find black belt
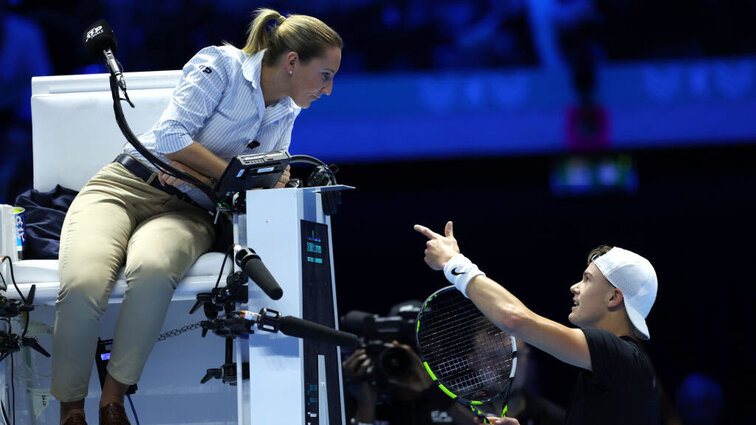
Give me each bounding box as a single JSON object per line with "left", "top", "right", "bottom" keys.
{"left": 113, "top": 153, "right": 202, "bottom": 208}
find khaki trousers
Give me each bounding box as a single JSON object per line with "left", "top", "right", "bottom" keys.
{"left": 50, "top": 162, "right": 214, "bottom": 402}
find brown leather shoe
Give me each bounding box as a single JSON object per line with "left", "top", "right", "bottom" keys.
{"left": 99, "top": 402, "right": 131, "bottom": 425}
{"left": 62, "top": 412, "right": 88, "bottom": 425}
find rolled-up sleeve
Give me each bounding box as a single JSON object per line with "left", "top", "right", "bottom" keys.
{"left": 153, "top": 46, "right": 229, "bottom": 154}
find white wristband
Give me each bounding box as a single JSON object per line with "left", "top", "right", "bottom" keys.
{"left": 443, "top": 253, "right": 485, "bottom": 298}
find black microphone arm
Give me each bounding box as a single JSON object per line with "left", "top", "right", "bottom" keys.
{"left": 234, "top": 245, "right": 283, "bottom": 300}
{"left": 238, "top": 309, "right": 358, "bottom": 348}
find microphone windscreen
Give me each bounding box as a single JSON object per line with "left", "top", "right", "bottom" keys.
{"left": 279, "top": 316, "right": 359, "bottom": 347}
{"left": 235, "top": 248, "right": 283, "bottom": 300}
{"left": 83, "top": 19, "right": 117, "bottom": 57}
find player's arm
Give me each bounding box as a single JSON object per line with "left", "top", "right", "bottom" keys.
{"left": 465, "top": 275, "right": 591, "bottom": 370}
{"left": 414, "top": 221, "right": 591, "bottom": 370}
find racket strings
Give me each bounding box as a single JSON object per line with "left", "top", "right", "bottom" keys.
{"left": 418, "top": 292, "right": 514, "bottom": 400}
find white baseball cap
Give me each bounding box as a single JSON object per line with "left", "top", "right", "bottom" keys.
{"left": 592, "top": 247, "right": 658, "bottom": 340}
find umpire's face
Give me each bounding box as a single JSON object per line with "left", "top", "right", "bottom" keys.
{"left": 289, "top": 46, "right": 341, "bottom": 108}
{"left": 568, "top": 262, "right": 616, "bottom": 329}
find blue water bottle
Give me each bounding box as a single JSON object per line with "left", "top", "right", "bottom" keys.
{"left": 14, "top": 207, "right": 26, "bottom": 260}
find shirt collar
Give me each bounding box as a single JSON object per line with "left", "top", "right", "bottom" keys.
{"left": 241, "top": 48, "right": 300, "bottom": 115}
{"left": 242, "top": 49, "right": 266, "bottom": 89}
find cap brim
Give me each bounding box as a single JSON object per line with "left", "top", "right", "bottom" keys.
{"left": 625, "top": 302, "right": 650, "bottom": 340}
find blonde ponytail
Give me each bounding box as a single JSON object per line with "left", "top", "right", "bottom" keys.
{"left": 244, "top": 8, "right": 284, "bottom": 55}
{"left": 241, "top": 8, "right": 343, "bottom": 64}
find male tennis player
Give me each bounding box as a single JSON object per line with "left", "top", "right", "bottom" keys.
{"left": 414, "top": 221, "right": 661, "bottom": 425}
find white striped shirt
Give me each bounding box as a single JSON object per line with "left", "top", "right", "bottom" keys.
{"left": 124, "top": 45, "right": 301, "bottom": 208}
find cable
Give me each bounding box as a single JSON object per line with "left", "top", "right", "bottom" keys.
{"left": 126, "top": 394, "right": 140, "bottom": 425}
{"left": 0, "top": 257, "right": 31, "bottom": 339}
{"left": 0, "top": 257, "right": 26, "bottom": 305}
{"left": 213, "top": 245, "right": 234, "bottom": 291}
{"left": 1, "top": 401, "right": 8, "bottom": 425}
{"left": 290, "top": 154, "right": 326, "bottom": 166}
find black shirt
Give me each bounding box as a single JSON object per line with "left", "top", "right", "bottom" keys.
{"left": 565, "top": 328, "right": 661, "bottom": 425}
{"left": 515, "top": 391, "right": 566, "bottom": 425}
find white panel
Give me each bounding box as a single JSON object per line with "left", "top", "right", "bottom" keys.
{"left": 242, "top": 186, "right": 351, "bottom": 424}
{"left": 245, "top": 188, "right": 306, "bottom": 424}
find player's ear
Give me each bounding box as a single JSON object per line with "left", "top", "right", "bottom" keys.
{"left": 607, "top": 287, "right": 624, "bottom": 309}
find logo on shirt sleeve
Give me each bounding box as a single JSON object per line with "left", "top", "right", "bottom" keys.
{"left": 198, "top": 65, "right": 213, "bottom": 74}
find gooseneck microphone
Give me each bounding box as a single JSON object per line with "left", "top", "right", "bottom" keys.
{"left": 83, "top": 19, "right": 127, "bottom": 91}
{"left": 234, "top": 245, "right": 283, "bottom": 300}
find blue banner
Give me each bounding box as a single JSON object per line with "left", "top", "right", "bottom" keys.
{"left": 291, "top": 57, "right": 756, "bottom": 162}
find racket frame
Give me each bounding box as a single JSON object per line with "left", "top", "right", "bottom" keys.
{"left": 415, "top": 286, "right": 518, "bottom": 423}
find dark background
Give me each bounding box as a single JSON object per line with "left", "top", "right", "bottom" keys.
{"left": 2, "top": 1, "right": 755, "bottom": 423}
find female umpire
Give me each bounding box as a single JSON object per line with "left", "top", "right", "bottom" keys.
{"left": 53, "top": 8, "right": 342, "bottom": 425}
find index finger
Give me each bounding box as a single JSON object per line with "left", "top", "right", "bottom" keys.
{"left": 413, "top": 224, "right": 442, "bottom": 240}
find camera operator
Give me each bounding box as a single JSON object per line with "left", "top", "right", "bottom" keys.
{"left": 341, "top": 300, "right": 476, "bottom": 425}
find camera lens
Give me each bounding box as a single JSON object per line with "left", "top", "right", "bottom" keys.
{"left": 378, "top": 346, "right": 412, "bottom": 379}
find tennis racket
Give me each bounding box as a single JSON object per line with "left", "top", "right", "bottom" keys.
{"left": 416, "top": 286, "right": 517, "bottom": 423}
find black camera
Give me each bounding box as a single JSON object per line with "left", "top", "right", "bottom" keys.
{"left": 362, "top": 341, "right": 413, "bottom": 382}
{"left": 340, "top": 301, "right": 421, "bottom": 391}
